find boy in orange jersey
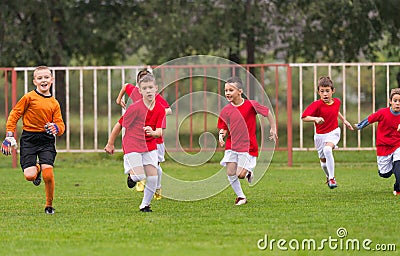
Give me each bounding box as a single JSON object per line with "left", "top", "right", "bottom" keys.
{"left": 2, "top": 66, "right": 65, "bottom": 214}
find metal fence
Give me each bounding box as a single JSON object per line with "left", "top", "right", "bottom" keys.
{"left": 2, "top": 62, "right": 400, "bottom": 167}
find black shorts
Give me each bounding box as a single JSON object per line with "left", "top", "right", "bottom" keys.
{"left": 19, "top": 131, "right": 57, "bottom": 170}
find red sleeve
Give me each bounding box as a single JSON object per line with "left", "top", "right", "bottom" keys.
{"left": 125, "top": 83, "right": 135, "bottom": 96}
{"left": 118, "top": 116, "right": 123, "bottom": 125}
{"left": 368, "top": 108, "right": 385, "bottom": 124}
{"left": 217, "top": 109, "right": 229, "bottom": 130}
{"left": 125, "top": 84, "right": 142, "bottom": 102}
{"left": 156, "top": 104, "right": 166, "bottom": 128}
{"left": 302, "top": 100, "right": 319, "bottom": 118}
{"left": 155, "top": 94, "right": 170, "bottom": 108}
{"left": 250, "top": 100, "right": 269, "bottom": 116}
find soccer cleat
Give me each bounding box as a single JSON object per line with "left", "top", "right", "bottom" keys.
{"left": 127, "top": 174, "right": 136, "bottom": 189}
{"left": 33, "top": 164, "right": 42, "bottom": 186}
{"left": 246, "top": 171, "right": 254, "bottom": 184}
{"left": 234, "top": 197, "right": 247, "bottom": 206}
{"left": 136, "top": 180, "right": 145, "bottom": 192}
{"left": 139, "top": 205, "right": 152, "bottom": 212}
{"left": 393, "top": 191, "right": 400, "bottom": 196}
{"left": 154, "top": 188, "right": 162, "bottom": 200}
{"left": 327, "top": 178, "right": 337, "bottom": 189}
{"left": 45, "top": 206, "right": 55, "bottom": 215}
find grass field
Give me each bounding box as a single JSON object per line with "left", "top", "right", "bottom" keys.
{"left": 0, "top": 150, "right": 399, "bottom": 256}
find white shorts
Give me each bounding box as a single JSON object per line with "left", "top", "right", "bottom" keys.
{"left": 220, "top": 150, "right": 257, "bottom": 172}
{"left": 157, "top": 143, "right": 165, "bottom": 163}
{"left": 314, "top": 127, "right": 341, "bottom": 158}
{"left": 377, "top": 147, "right": 400, "bottom": 175}
{"left": 123, "top": 150, "right": 158, "bottom": 174}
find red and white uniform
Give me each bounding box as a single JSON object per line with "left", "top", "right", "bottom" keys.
{"left": 125, "top": 83, "right": 170, "bottom": 144}
{"left": 122, "top": 99, "right": 165, "bottom": 154}
{"left": 368, "top": 108, "right": 400, "bottom": 156}
{"left": 217, "top": 100, "right": 269, "bottom": 157}
{"left": 301, "top": 98, "right": 341, "bottom": 134}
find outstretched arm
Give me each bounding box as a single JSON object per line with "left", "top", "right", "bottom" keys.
{"left": 355, "top": 116, "right": 370, "bottom": 130}
{"left": 338, "top": 112, "right": 354, "bottom": 130}
{"left": 104, "top": 122, "right": 122, "bottom": 155}
{"left": 267, "top": 111, "right": 278, "bottom": 142}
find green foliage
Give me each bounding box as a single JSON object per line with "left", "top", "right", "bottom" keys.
{"left": 0, "top": 0, "right": 142, "bottom": 66}
{"left": 0, "top": 151, "right": 399, "bottom": 255}
{"left": 1, "top": 0, "right": 400, "bottom": 67}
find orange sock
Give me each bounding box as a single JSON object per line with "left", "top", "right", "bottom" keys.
{"left": 42, "top": 167, "right": 55, "bottom": 207}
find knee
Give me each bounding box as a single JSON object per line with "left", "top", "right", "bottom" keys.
{"left": 23, "top": 167, "right": 38, "bottom": 181}
{"left": 24, "top": 174, "right": 36, "bottom": 181}
{"left": 42, "top": 167, "right": 54, "bottom": 182}
{"left": 238, "top": 173, "right": 246, "bottom": 179}
{"left": 323, "top": 146, "right": 333, "bottom": 155}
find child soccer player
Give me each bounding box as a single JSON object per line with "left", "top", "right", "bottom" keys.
{"left": 114, "top": 69, "right": 151, "bottom": 192}
{"left": 121, "top": 73, "right": 165, "bottom": 212}
{"left": 355, "top": 88, "right": 400, "bottom": 195}
{"left": 301, "top": 76, "right": 353, "bottom": 189}
{"left": 105, "top": 69, "right": 171, "bottom": 199}
{"left": 2, "top": 66, "right": 65, "bottom": 214}
{"left": 218, "top": 76, "right": 278, "bottom": 206}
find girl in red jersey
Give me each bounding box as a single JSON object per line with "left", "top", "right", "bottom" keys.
{"left": 121, "top": 74, "right": 166, "bottom": 212}
{"left": 2, "top": 66, "right": 65, "bottom": 214}
{"left": 302, "top": 76, "right": 354, "bottom": 189}
{"left": 218, "top": 76, "right": 278, "bottom": 206}
{"left": 356, "top": 88, "right": 400, "bottom": 195}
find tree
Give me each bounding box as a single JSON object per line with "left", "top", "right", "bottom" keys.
{"left": 273, "top": 0, "right": 400, "bottom": 63}
{"left": 0, "top": 0, "right": 142, "bottom": 115}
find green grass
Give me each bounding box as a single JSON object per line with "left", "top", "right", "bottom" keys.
{"left": 0, "top": 151, "right": 399, "bottom": 256}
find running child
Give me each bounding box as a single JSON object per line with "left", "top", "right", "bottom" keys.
{"left": 106, "top": 69, "right": 171, "bottom": 199}
{"left": 121, "top": 73, "right": 166, "bottom": 212}
{"left": 218, "top": 76, "right": 278, "bottom": 206}
{"left": 2, "top": 66, "right": 65, "bottom": 214}
{"left": 355, "top": 88, "right": 400, "bottom": 195}
{"left": 301, "top": 76, "right": 353, "bottom": 189}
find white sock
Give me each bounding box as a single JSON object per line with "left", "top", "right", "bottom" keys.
{"left": 228, "top": 175, "right": 245, "bottom": 198}
{"left": 140, "top": 176, "right": 157, "bottom": 209}
{"left": 156, "top": 165, "right": 162, "bottom": 189}
{"left": 320, "top": 161, "right": 329, "bottom": 178}
{"left": 323, "top": 146, "right": 335, "bottom": 179}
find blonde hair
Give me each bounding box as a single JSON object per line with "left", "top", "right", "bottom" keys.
{"left": 33, "top": 66, "right": 51, "bottom": 77}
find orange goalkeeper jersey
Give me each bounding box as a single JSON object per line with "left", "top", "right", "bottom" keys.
{"left": 6, "top": 90, "right": 65, "bottom": 136}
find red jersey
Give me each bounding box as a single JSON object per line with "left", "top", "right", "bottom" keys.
{"left": 301, "top": 98, "right": 341, "bottom": 134}
{"left": 217, "top": 100, "right": 269, "bottom": 157}
{"left": 125, "top": 83, "right": 170, "bottom": 143}
{"left": 122, "top": 99, "right": 165, "bottom": 154}
{"left": 368, "top": 108, "right": 400, "bottom": 156}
